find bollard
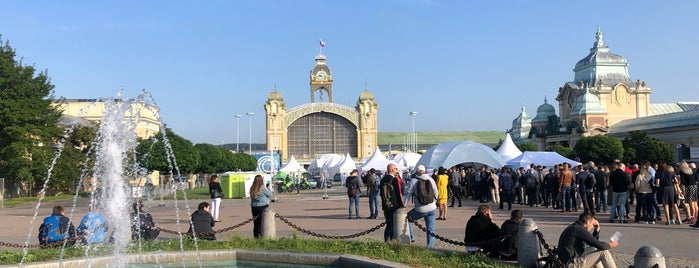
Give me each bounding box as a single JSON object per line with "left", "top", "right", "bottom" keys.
{"left": 261, "top": 207, "right": 277, "bottom": 239}
{"left": 517, "top": 218, "right": 542, "bottom": 268}
{"left": 633, "top": 245, "right": 665, "bottom": 268}
{"left": 393, "top": 209, "right": 411, "bottom": 245}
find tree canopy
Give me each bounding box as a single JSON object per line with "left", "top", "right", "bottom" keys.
{"left": 572, "top": 135, "right": 623, "bottom": 165}
{"left": 622, "top": 131, "right": 673, "bottom": 164}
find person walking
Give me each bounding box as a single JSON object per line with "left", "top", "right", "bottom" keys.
{"left": 250, "top": 175, "right": 274, "bottom": 238}
{"left": 406, "top": 165, "right": 438, "bottom": 248}
{"left": 345, "top": 169, "right": 362, "bottom": 219}
{"left": 209, "top": 174, "right": 223, "bottom": 222}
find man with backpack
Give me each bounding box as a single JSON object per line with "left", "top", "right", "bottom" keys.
{"left": 345, "top": 169, "right": 362, "bottom": 219}
{"left": 38, "top": 205, "right": 76, "bottom": 247}
{"left": 380, "top": 163, "right": 404, "bottom": 243}
{"left": 366, "top": 168, "right": 380, "bottom": 219}
{"left": 525, "top": 165, "right": 539, "bottom": 207}
{"left": 406, "top": 165, "right": 438, "bottom": 248}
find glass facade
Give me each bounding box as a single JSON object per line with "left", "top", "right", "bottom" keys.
{"left": 288, "top": 112, "right": 357, "bottom": 159}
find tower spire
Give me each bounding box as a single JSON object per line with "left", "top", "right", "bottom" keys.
{"left": 593, "top": 26, "right": 606, "bottom": 49}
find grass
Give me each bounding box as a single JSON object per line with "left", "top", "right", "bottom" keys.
{"left": 0, "top": 236, "right": 515, "bottom": 268}
{"left": 0, "top": 193, "right": 84, "bottom": 208}
{"left": 378, "top": 131, "right": 503, "bottom": 146}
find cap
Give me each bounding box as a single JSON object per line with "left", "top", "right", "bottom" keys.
{"left": 417, "top": 165, "right": 426, "bottom": 172}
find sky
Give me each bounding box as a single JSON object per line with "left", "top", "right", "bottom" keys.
{"left": 2, "top": 1, "right": 698, "bottom": 145}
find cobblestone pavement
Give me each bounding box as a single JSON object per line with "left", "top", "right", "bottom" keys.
{"left": 2, "top": 186, "right": 697, "bottom": 267}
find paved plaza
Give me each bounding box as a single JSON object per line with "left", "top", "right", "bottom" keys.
{"left": 1, "top": 186, "right": 697, "bottom": 267}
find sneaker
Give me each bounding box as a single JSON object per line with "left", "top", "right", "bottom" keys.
{"left": 689, "top": 223, "right": 699, "bottom": 229}
{"left": 621, "top": 220, "right": 629, "bottom": 224}
{"left": 650, "top": 221, "right": 656, "bottom": 224}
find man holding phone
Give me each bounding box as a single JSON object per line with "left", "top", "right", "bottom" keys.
{"left": 557, "top": 212, "right": 618, "bottom": 267}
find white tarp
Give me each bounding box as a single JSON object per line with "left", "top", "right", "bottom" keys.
{"left": 506, "top": 151, "right": 581, "bottom": 168}
{"left": 280, "top": 155, "right": 306, "bottom": 173}
{"left": 416, "top": 141, "right": 506, "bottom": 170}
{"left": 496, "top": 133, "right": 523, "bottom": 161}
{"left": 393, "top": 152, "right": 422, "bottom": 170}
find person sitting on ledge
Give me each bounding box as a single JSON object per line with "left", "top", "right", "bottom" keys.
{"left": 557, "top": 212, "right": 618, "bottom": 267}
{"left": 188, "top": 202, "right": 216, "bottom": 240}
{"left": 464, "top": 204, "right": 501, "bottom": 255}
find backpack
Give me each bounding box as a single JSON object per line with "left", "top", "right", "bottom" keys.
{"left": 372, "top": 175, "right": 380, "bottom": 193}
{"left": 380, "top": 176, "right": 398, "bottom": 210}
{"left": 415, "top": 179, "right": 436, "bottom": 205}
{"left": 39, "top": 215, "right": 66, "bottom": 245}
{"left": 347, "top": 177, "right": 357, "bottom": 198}
{"left": 584, "top": 173, "right": 596, "bottom": 190}
{"left": 526, "top": 171, "right": 537, "bottom": 189}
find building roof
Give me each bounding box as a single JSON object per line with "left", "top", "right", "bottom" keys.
{"left": 570, "top": 89, "right": 606, "bottom": 115}
{"left": 649, "top": 102, "right": 699, "bottom": 116}
{"left": 532, "top": 97, "right": 556, "bottom": 123}
{"left": 609, "top": 108, "right": 699, "bottom": 134}
{"left": 573, "top": 28, "right": 632, "bottom": 87}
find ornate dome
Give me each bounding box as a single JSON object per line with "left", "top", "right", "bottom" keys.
{"left": 573, "top": 28, "right": 632, "bottom": 87}
{"left": 359, "top": 89, "right": 374, "bottom": 101}
{"left": 511, "top": 106, "right": 532, "bottom": 128}
{"left": 532, "top": 97, "right": 556, "bottom": 123}
{"left": 570, "top": 89, "right": 606, "bottom": 115}
{"left": 267, "top": 90, "right": 283, "bottom": 101}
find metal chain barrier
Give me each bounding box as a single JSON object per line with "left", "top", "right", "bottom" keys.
{"left": 158, "top": 215, "right": 259, "bottom": 237}
{"left": 533, "top": 229, "right": 554, "bottom": 254}
{"left": 408, "top": 215, "right": 513, "bottom": 248}
{"left": 0, "top": 224, "right": 108, "bottom": 249}
{"left": 275, "top": 213, "right": 386, "bottom": 239}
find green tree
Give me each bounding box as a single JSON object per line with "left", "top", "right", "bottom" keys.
{"left": 622, "top": 131, "right": 673, "bottom": 163}
{"left": 195, "top": 143, "right": 233, "bottom": 173}
{"left": 546, "top": 144, "right": 573, "bottom": 159}
{"left": 516, "top": 142, "right": 538, "bottom": 152}
{"left": 573, "top": 135, "right": 623, "bottom": 164}
{"left": 51, "top": 125, "right": 97, "bottom": 193}
{"left": 136, "top": 128, "right": 200, "bottom": 176}
{"left": 0, "top": 37, "right": 63, "bottom": 196}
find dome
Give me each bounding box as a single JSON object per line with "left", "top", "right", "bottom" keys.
{"left": 511, "top": 106, "right": 532, "bottom": 128}
{"left": 267, "top": 90, "right": 283, "bottom": 101}
{"left": 359, "top": 90, "right": 374, "bottom": 101}
{"left": 574, "top": 28, "right": 628, "bottom": 69}
{"left": 570, "top": 89, "right": 606, "bottom": 115}
{"left": 532, "top": 97, "right": 556, "bottom": 123}
{"left": 572, "top": 28, "right": 632, "bottom": 87}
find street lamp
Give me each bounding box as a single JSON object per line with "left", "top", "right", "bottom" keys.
{"left": 246, "top": 112, "right": 254, "bottom": 153}
{"left": 234, "top": 114, "right": 242, "bottom": 152}
{"left": 409, "top": 112, "right": 417, "bottom": 152}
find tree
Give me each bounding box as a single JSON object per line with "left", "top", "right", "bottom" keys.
{"left": 572, "top": 135, "right": 623, "bottom": 164}
{"left": 195, "top": 143, "right": 233, "bottom": 173}
{"left": 0, "top": 37, "right": 63, "bottom": 196}
{"left": 622, "top": 131, "right": 673, "bottom": 164}
{"left": 51, "top": 125, "right": 97, "bottom": 193}
{"left": 546, "top": 144, "right": 573, "bottom": 159}
{"left": 136, "top": 128, "right": 200, "bottom": 176}
{"left": 516, "top": 142, "right": 538, "bottom": 152}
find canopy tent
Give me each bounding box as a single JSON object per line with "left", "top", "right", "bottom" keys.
{"left": 496, "top": 133, "right": 523, "bottom": 161}
{"left": 360, "top": 147, "right": 404, "bottom": 172}
{"left": 328, "top": 153, "right": 358, "bottom": 175}
{"left": 322, "top": 154, "right": 344, "bottom": 170}
{"left": 415, "top": 141, "right": 506, "bottom": 170}
{"left": 505, "top": 151, "right": 581, "bottom": 169}
{"left": 279, "top": 155, "right": 306, "bottom": 173}
{"left": 308, "top": 154, "right": 342, "bottom": 173}
{"left": 393, "top": 152, "right": 422, "bottom": 170}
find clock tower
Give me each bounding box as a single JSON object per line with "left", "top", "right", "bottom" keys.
{"left": 310, "top": 53, "right": 333, "bottom": 103}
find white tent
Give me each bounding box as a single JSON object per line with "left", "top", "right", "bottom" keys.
{"left": 393, "top": 152, "right": 422, "bottom": 170}
{"left": 329, "top": 153, "right": 359, "bottom": 185}
{"left": 308, "top": 154, "right": 342, "bottom": 173}
{"left": 496, "top": 133, "right": 523, "bottom": 161}
{"left": 361, "top": 147, "right": 403, "bottom": 172}
{"left": 279, "top": 155, "right": 306, "bottom": 173}
{"left": 505, "top": 151, "right": 581, "bottom": 169}
{"left": 322, "top": 154, "right": 344, "bottom": 170}
{"left": 416, "top": 141, "right": 506, "bottom": 170}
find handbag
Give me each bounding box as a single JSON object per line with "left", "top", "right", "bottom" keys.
{"left": 211, "top": 188, "right": 224, "bottom": 198}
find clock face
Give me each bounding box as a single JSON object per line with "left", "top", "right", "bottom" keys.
{"left": 317, "top": 72, "right": 326, "bottom": 80}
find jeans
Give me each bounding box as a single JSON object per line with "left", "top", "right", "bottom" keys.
{"left": 561, "top": 186, "right": 572, "bottom": 211}
{"left": 383, "top": 207, "right": 398, "bottom": 242}
{"left": 251, "top": 205, "right": 268, "bottom": 238}
{"left": 407, "top": 209, "right": 436, "bottom": 248}
{"left": 610, "top": 191, "right": 628, "bottom": 222}
{"left": 450, "top": 185, "right": 462, "bottom": 206}
{"left": 368, "top": 192, "right": 379, "bottom": 218}
{"left": 595, "top": 189, "right": 608, "bottom": 212}
{"left": 210, "top": 197, "right": 221, "bottom": 221}
{"left": 637, "top": 192, "right": 655, "bottom": 222}
{"left": 348, "top": 195, "right": 360, "bottom": 218}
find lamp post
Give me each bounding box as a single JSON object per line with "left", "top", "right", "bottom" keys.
{"left": 246, "top": 112, "right": 254, "bottom": 154}
{"left": 409, "top": 112, "right": 417, "bottom": 152}
{"left": 234, "top": 114, "right": 242, "bottom": 152}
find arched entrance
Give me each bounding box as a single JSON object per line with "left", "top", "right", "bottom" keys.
{"left": 288, "top": 112, "right": 357, "bottom": 159}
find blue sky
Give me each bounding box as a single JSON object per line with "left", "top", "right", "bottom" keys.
{"left": 2, "top": 1, "right": 697, "bottom": 144}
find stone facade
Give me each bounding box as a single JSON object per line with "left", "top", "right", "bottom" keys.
{"left": 57, "top": 99, "right": 160, "bottom": 139}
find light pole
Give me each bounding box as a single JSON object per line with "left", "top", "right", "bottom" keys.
{"left": 246, "top": 112, "right": 254, "bottom": 153}
{"left": 234, "top": 114, "right": 242, "bottom": 152}
{"left": 409, "top": 112, "right": 417, "bottom": 152}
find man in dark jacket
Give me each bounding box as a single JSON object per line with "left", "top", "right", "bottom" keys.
{"left": 131, "top": 202, "right": 160, "bottom": 240}
{"left": 188, "top": 202, "right": 216, "bottom": 240}
{"left": 557, "top": 212, "right": 618, "bottom": 267}
{"left": 498, "top": 209, "right": 521, "bottom": 260}
{"left": 380, "top": 163, "right": 404, "bottom": 243}
{"left": 498, "top": 168, "right": 514, "bottom": 210}
{"left": 464, "top": 204, "right": 501, "bottom": 255}
{"left": 609, "top": 162, "right": 631, "bottom": 223}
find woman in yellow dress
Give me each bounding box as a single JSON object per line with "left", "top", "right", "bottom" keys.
{"left": 437, "top": 167, "right": 449, "bottom": 220}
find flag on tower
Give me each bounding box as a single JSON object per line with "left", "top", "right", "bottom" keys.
{"left": 319, "top": 39, "right": 326, "bottom": 47}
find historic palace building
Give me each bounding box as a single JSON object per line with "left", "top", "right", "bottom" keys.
{"left": 507, "top": 28, "right": 699, "bottom": 155}
{"left": 264, "top": 53, "right": 378, "bottom": 163}
{"left": 57, "top": 99, "right": 160, "bottom": 140}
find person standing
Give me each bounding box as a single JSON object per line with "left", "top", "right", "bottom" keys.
{"left": 345, "top": 169, "right": 362, "bottom": 219}
{"left": 406, "top": 165, "right": 438, "bottom": 248}
{"left": 556, "top": 212, "right": 618, "bottom": 267}
{"left": 559, "top": 163, "right": 574, "bottom": 212}
{"left": 448, "top": 166, "right": 462, "bottom": 207}
{"left": 656, "top": 162, "right": 681, "bottom": 225}
{"left": 380, "top": 163, "right": 404, "bottom": 242}
{"left": 635, "top": 162, "right": 655, "bottom": 224}
{"left": 250, "top": 175, "right": 274, "bottom": 238}
{"left": 76, "top": 206, "right": 108, "bottom": 245}
{"left": 366, "top": 168, "right": 380, "bottom": 219}
{"left": 498, "top": 168, "right": 514, "bottom": 210}
{"left": 188, "top": 202, "right": 216, "bottom": 240}
{"left": 38, "top": 205, "right": 76, "bottom": 247}
{"left": 609, "top": 162, "right": 631, "bottom": 223}
{"left": 209, "top": 174, "right": 223, "bottom": 222}
{"left": 436, "top": 167, "right": 449, "bottom": 220}
{"left": 678, "top": 161, "right": 697, "bottom": 224}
